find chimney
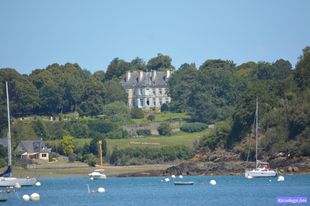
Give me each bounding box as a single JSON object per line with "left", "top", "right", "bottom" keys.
{"left": 151, "top": 70, "right": 157, "bottom": 81}
{"left": 166, "top": 69, "right": 171, "bottom": 79}
{"left": 126, "top": 71, "right": 131, "bottom": 81}
{"left": 139, "top": 70, "right": 144, "bottom": 81}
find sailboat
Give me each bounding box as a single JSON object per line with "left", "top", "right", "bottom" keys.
{"left": 88, "top": 140, "right": 107, "bottom": 179}
{"left": 245, "top": 98, "right": 277, "bottom": 178}
{"left": 0, "top": 81, "right": 37, "bottom": 187}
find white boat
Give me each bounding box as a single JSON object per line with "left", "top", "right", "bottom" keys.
{"left": 0, "top": 82, "right": 37, "bottom": 187}
{"left": 88, "top": 140, "right": 107, "bottom": 179}
{"left": 245, "top": 98, "right": 277, "bottom": 178}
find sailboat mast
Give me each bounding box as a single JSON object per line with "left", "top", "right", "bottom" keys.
{"left": 6, "top": 81, "right": 12, "bottom": 168}
{"left": 99, "top": 140, "right": 103, "bottom": 168}
{"left": 255, "top": 97, "right": 258, "bottom": 169}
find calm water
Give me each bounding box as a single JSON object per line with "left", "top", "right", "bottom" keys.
{"left": 3, "top": 175, "right": 310, "bottom": 206}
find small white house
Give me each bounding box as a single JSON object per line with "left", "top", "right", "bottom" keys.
{"left": 16, "top": 140, "right": 51, "bottom": 161}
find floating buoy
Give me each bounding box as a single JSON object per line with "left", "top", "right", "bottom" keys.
{"left": 22, "top": 194, "right": 30, "bottom": 202}
{"left": 269, "top": 179, "right": 272, "bottom": 182}
{"left": 90, "top": 177, "right": 94, "bottom": 180}
{"left": 171, "top": 175, "right": 176, "bottom": 178}
{"left": 209, "top": 180, "right": 216, "bottom": 185}
{"left": 247, "top": 175, "right": 253, "bottom": 179}
{"left": 277, "top": 176, "right": 285, "bottom": 182}
{"left": 14, "top": 183, "right": 21, "bottom": 188}
{"left": 179, "top": 175, "right": 183, "bottom": 179}
{"left": 35, "top": 182, "right": 41, "bottom": 186}
{"left": 30, "top": 193, "right": 40, "bottom": 201}
{"left": 98, "top": 187, "right": 106, "bottom": 193}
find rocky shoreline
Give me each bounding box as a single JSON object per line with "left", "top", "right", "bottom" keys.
{"left": 118, "top": 155, "right": 310, "bottom": 177}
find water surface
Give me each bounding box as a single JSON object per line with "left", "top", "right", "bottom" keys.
{"left": 3, "top": 175, "right": 310, "bottom": 206}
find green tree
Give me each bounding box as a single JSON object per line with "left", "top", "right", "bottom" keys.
{"left": 294, "top": 46, "right": 310, "bottom": 90}
{"left": 105, "top": 58, "right": 130, "bottom": 80}
{"left": 104, "top": 79, "right": 127, "bottom": 104}
{"left": 130, "top": 108, "right": 144, "bottom": 119}
{"left": 102, "top": 101, "right": 130, "bottom": 122}
{"left": 130, "top": 57, "right": 146, "bottom": 71}
{"left": 60, "top": 135, "right": 75, "bottom": 156}
{"left": 146, "top": 53, "right": 174, "bottom": 71}
{"left": 168, "top": 63, "right": 197, "bottom": 112}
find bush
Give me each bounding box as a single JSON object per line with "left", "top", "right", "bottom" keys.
{"left": 147, "top": 115, "right": 155, "bottom": 121}
{"left": 161, "top": 103, "right": 169, "bottom": 112}
{"left": 136, "top": 129, "right": 151, "bottom": 136}
{"left": 84, "top": 154, "right": 97, "bottom": 167}
{"left": 109, "top": 145, "right": 193, "bottom": 165}
{"left": 180, "top": 122, "right": 208, "bottom": 133}
{"left": 107, "top": 129, "right": 129, "bottom": 139}
{"left": 131, "top": 108, "right": 144, "bottom": 119}
{"left": 157, "top": 123, "right": 172, "bottom": 136}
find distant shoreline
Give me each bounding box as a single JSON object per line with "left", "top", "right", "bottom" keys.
{"left": 9, "top": 161, "right": 310, "bottom": 178}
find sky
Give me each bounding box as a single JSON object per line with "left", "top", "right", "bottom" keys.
{"left": 0, "top": 0, "right": 309, "bottom": 74}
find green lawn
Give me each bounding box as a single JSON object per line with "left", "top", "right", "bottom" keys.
{"left": 130, "top": 112, "right": 189, "bottom": 125}
{"left": 106, "top": 129, "right": 209, "bottom": 152}
{"left": 46, "top": 129, "right": 209, "bottom": 153}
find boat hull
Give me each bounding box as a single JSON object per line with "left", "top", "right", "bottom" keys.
{"left": 88, "top": 172, "right": 107, "bottom": 179}
{"left": 0, "top": 177, "right": 37, "bottom": 187}
{"left": 174, "top": 181, "right": 194, "bottom": 186}
{"left": 245, "top": 169, "right": 277, "bottom": 178}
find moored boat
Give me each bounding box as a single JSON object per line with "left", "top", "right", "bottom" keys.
{"left": 0, "top": 82, "right": 37, "bottom": 187}
{"left": 174, "top": 181, "right": 194, "bottom": 186}
{"left": 244, "top": 98, "right": 277, "bottom": 178}
{"left": 88, "top": 140, "right": 107, "bottom": 180}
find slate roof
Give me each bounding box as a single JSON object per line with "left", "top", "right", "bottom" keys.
{"left": 120, "top": 71, "right": 170, "bottom": 89}
{"left": 17, "top": 140, "right": 49, "bottom": 153}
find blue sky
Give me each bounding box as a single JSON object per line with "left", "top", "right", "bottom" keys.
{"left": 0, "top": 0, "right": 309, "bottom": 74}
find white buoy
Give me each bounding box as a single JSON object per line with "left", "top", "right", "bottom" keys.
{"left": 171, "top": 175, "right": 176, "bottom": 178}
{"left": 277, "top": 176, "right": 285, "bottom": 182}
{"left": 98, "top": 187, "right": 106, "bottom": 193}
{"left": 35, "top": 181, "right": 41, "bottom": 186}
{"left": 90, "top": 177, "right": 94, "bottom": 180}
{"left": 164, "top": 178, "right": 170, "bottom": 182}
{"left": 209, "top": 179, "right": 217, "bottom": 185}
{"left": 30, "top": 193, "right": 40, "bottom": 201}
{"left": 22, "top": 194, "right": 30, "bottom": 202}
{"left": 14, "top": 182, "right": 21, "bottom": 188}
{"left": 247, "top": 175, "right": 253, "bottom": 179}
{"left": 179, "top": 175, "right": 183, "bottom": 179}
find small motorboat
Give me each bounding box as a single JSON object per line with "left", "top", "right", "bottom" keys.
{"left": 174, "top": 181, "right": 194, "bottom": 186}
{"left": 88, "top": 169, "right": 107, "bottom": 179}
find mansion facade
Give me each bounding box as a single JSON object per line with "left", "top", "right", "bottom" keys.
{"left": 120, "top": 70, "right": 172, "bottom": 110}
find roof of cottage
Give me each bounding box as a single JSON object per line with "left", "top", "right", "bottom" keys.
{"left": 17, "top": 140, "right": 49, "bottom": 153}
{"left": 120, "top": 71, "right": 170, "bottom": 89}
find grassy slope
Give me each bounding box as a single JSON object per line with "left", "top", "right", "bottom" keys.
{"left": 46, "top": 130, "right": 209, "bottom": 153}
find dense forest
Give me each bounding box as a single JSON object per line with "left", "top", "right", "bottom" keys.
{"left": 0, "top": 47, "right": 309, "bottom": 164}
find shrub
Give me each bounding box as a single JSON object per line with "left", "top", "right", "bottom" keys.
{"left": 161, "top": 103, "right": 169, "bottom": 112}
{"left": 107, "top": 129, "right": 129, "bottom": 139}
{"left": 147, "top": 115, "right": 155, "bottom": 121}
{"left": 131, "top": 108, "right": 144, "bottom": 119}
{"left": 109, "top": 146, "right": 193, "bottom": 165}
{"left": 157, "top": 123, "right": 172, "bottom": 136}
{"left": 136, "top": 129, "right": 151, "bottom": 136}
{"left": 84, "top": 154, "right": 97, "bottom": 167}
{"left": 180, "top": 122, "right": 208, "bottom": 133}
